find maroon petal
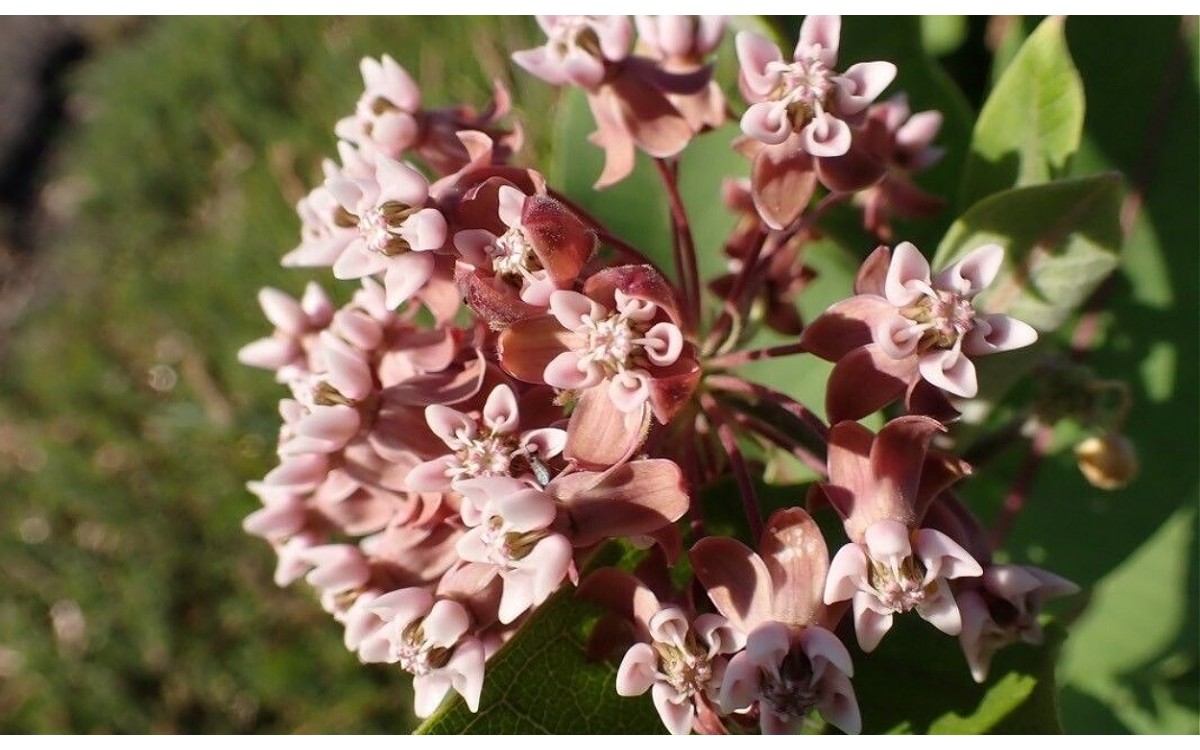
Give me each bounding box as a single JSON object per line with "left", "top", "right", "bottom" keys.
{"left": 690, "top": 536, "right": 773, "bottom": 634}
{"left": 759, "top": 508, "right": 830, "bottom": 628}
{"left": 497, "top": 314, "right": 575, "bottom": 384}
{"left": 869, "top": 415, "right": 945, "bottom": 525}
{"left": 553, "top": 459, "right": 688, "bottom": 548}
{"left": 647, "top": 349, "right": 701, "bottom": 424}
{"left": 458, "top": 268, "right": 542, "bottom": 327}
{"left": 914, "top": 451, "right": 973, "bottom": 522}
{"left": 521, "top": 194, "right": 595, "bottom": 286}
{"left": 800, "top": 294, "right": 896, "bottom": 362}
{"left": 826, "top": 420, "right": 875, "bottom": 501}
{"left": 576, "top": 567, "right": 662, "bottom": 635}
{"left": 751, "top": 140, "right": 816, "bottom": 230}
{"left": 854, "top": 245, "right": 891, "bottom": 296}
{"left": 814, "top": 139, "right": 887, "bottom": 193}
{"left": 563, "top": 386, "right": 651, "bottom": 469}
{"left": 825, "top": 343, "right": 916, "bottom": 423}
{"left": 606, "top": 66, "right": 695, "bottom": 159}
{"left": 584, "top": 264, "right": 681, "bottom": 326}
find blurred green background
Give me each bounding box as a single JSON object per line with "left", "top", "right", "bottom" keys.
{"left": 0, "top": 16, "right": 1195, "bottom": 733}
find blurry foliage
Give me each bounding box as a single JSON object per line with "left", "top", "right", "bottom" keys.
{"left": 0, "top": 15, "right": 1195, "bottom": 735}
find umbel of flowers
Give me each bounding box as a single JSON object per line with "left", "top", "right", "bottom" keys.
{"left": 241, "top": 16, "right": 1085, "bottom": 733}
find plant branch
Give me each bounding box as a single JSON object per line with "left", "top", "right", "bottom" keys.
{"left": 654, "top": 158, "right": 701, "bottom": 333}
{"left": 700, "top": 390, "right": 763, "bottom": 541}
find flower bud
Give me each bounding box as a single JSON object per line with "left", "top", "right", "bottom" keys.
{"left": 1074, "top": 432, "right": 1138, "bottom": 490}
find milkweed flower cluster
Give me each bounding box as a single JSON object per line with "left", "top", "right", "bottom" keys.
{"left": 241, "top": 15, "right": 1084, "bottom": 733}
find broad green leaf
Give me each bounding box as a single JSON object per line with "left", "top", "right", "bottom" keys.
{"left": 960, "top": 17, "right": 1085, "bottom": 207}
{"left": 935, "top": 174, "right": 1123, "bottom": 334}
{"left": 415, "top": 585, "right": 664, "bottom": 734}
{"left": 852, "top": 615, "right": 1065, "bottom": 734}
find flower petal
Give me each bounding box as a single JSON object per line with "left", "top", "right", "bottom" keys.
{"left": 936, "top": 243, "right": 1004, "bottom": 296}
{"left": 690, "top": 536, "right": 774, "bottom": 633}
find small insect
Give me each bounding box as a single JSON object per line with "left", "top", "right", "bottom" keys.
{"left": 528, "top": 454, "right": 552, "bottom": 488}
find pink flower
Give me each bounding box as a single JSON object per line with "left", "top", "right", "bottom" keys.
{"left": 359, "top": 588, "right": 486, "bottom": 717}
{"left": 737, "top": 16, "right": 895, "bottom": 157}
{"left": 327, "top": 153, "right": 448, "bottom": 309}
{"left": 453, "top": 476, "right": 572, "bottom": 624}
{"left": 818, "top": 417, "right": 982, "bottom": 651}
{"left": 237, "top": 283, "right": 333, "bottom": 378}
{"left": 802, "top": 242, "right": 1038, "bottom": 421}
{"left": 407, "top": 383, "right": 566, "bottom": 493}
{"left": 579, "top": 567, "right": 741, "bottom": 735}
{"left": 957, "top": 564, "right": 1079, "bottom": 683}
{"left": 691, "top": 509, "right": 861, "bottom": 735}
{"left": 512, "top": 16, "right": 634, "bottom": 89}
{"left": 336, "top": 55, "right": 422, "bottom": 159}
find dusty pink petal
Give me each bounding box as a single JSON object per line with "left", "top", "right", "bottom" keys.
{"left": 300, "top": 544, "right": 370, "bottom": 593}
{"left": 453, "top": 228, "right": 494, "bottom": 268}
{"left": 695, "top": 613, "right": 745, "bottom": 656}
{"left": 242, "top": 496, "right": 307, "bottom": 540}
{"left": 512, "top": 47, "right": 569, "bottom": 86}
{"left": 745, "top": 620, "right": 790, "bottom": 671}
{"left": 735, "top": 31, "right": 783, "bottom": 99}
{"left": 563, "top": 46, "right": 607, "bottom": 88}
{"left": 852, "top": 593, "right": 893, "bottom": 652}
{"left": 884, "top": 241, "right": 932, "bottom": 306}
{"left": 826, "top": 420, "right": 876, "bottom": 506}
{"left": 586, "top": 89, "right": 637, "bottom": 189}
{"left": 797, "top": 14, "right": 841, "bottom": 66}
{"left": 640, "top": 322, "right": 683, "bottom": 367}
{"left": 647, "top": 608, "right": 690, "bottom": 646}
{"left": 916, "top": 528, "right": 983, "bottom": 581}
{"left": 495, "top": 487, "right": 557, "bottom": 532}
{"left": 333, "top": 241, "right": 387, "bottom": 280}
{"left": 383, "top": 250, "right": 437, "bottom": 309}
{"left": 800, "top": 294, "right": 894, "bottom": 361}
{"left": 422, "top": 599, "right": 471, "bottom": 648}
{"left": 554, "top": 459, "right": 687, "bottom": 547}
{"left": 919, "top": 348, "right": 978, "bottom": 398}
{"left": 549, "top": 289, "right": 603, "bottom": 331}
{"left": 325, "top": 178, "right": 364, "bottom": 213}
{"left": 406, "top": 456, "right": 455, "bottom": 493}
{"left": 956, "top": 589, "right": 995, "bottom": 683}
{"left": 374, "top": 156, "right": 428, "bottom": 206}
{"left": 915, "top": 584, "right": 963, "bottom": 635}
{"left": 741, "top": 101, "right": 791, "bottom": 145}
{"left": 447, "top": 638, "right": 485, "bottom": 712}
{"left": 760, "top": 508, "right": 829, "bottom": 628}
{"left": 258, "top": 287, "right": 305, "bottom": 334}
{"left": 872, "top": 309, "right": 923, "bottom": 359}
{"left": 495, "top": 184, "right": 526, "bottom": 228}
{"left": 834, "top": 61, "right": 897, "bottom": 116}
{"left": 497, "top": 570, "right": 535, "bottom": 624}
{"left": 897, "top": 109, "right": 943, "bottom": 151}
{"left": 320, "top": 335, "right": 371, "bottom": 401}
{"left": 523, "top": 533, "right": 572, "bottom": 605}
{"left": 608, "top": 69, "right": 695, "bottom": 159}
{"left": 691, "top": 536, "right": 774, "bottom": 634}
{"left": 413, "top": 673, "right": 453, "bottom": 718}
{"left": 521, "top": 194, "right": 594, "bottom": 285}
{"left": 368, "top": 586, "right": 433, "bottom": 629}
{"left": 825, "top": 343, "right": 915, "bottom": 424}
{"left": 800, "top": 113, "right": 852, "bottom": 157}
{"left": 651, "top": 682, "right": 695, "bottom": 736}
{"left": 824, "top": 543, "right": 869, "bottom": 605}
{"left": 333, "top": 308, "right": 383, "bottom": 351}
{"left": 264, "top": 453, "right": 329, "bottom": 490}
{"left": 864, "top": 519, "right": 913, "bottom": 572}
{"left": 562, "top": 387, "right": 650, "bottom": 469}
{"left": 936, "top": 243, "right": 1005, "bottom": 296}
{"left": 962, "top": 313, "right": 1038, "bottom": 356}
{"left": 815, "top": 665, "right": 861, "bottom": 735}
{"left": 800, "top": 625, "right": 855, "bottom": 679}
{"left": 718, "top": 651, "right": 761, "bottom": 713}
{"left": 237, "top": 337, "right": 298, "bottom": 370}
{"left": 405, "top": 208, "right": 448, "bottom": 252}
{"left": 577, "top": 567, "right": 662, "bottom": 635}
{"left": 616, "top": 642, "right": 657, "bottom": 696}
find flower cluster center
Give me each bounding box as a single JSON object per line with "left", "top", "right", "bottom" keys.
{"left": 761, "top": 648, "right": 817, "bottom": 719}
{"left": 357, "top": 201, "right": 415, "bottom": 256}
{"left": 654, "top": 640, "right": 713, "bottom": 698}
{"left": 768, "top": 56, "right": 834, "bottom": 124}
{"left": 868, "top": 555, "right": 930, "bottom": 613}
{"left": 580, "top": 312, "right": 640, "bottom": 374}
{"left": 490, "top": 226, "right": 540, "bottom": 281}
{"left": 395, "top": 622, "right": 451, "bottom": 677}
{"left": 903, "top": 288, "right": 977, "bottom": 350}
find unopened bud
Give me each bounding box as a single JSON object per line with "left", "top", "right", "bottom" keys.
{"left": 1075, "top": 432, "right": 1138, "bottom": 490}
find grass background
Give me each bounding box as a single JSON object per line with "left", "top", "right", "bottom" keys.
{"left": 0, "top": 16, "right": 1195, "bottom": 733}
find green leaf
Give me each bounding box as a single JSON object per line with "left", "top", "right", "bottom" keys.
{"left": 960, "top": 17, "right": 1086, "bottom": 207}
{"left": 936, "top": 174, "right": 1123, "bottom": 334}
{"left": 852, "top": 615, "right": 1065, "bottom": 734}
{"left": 415, "top": 581, "right": 664, "bottom": 734}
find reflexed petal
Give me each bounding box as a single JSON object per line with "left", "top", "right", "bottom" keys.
{"left": 751, "top": 138, "right": 817, "bottom": 230}
{"left": 424, "top": 404, "right": 475, "bottom": 445}
{"left": 919, "top": 348, "right": 978, "bottom": 398}
{"left": 447, "top": 638, "right": 485, "bottom": 712}
{"left": 557, "top": 459, "right": 687, "bottom": 546}
{"left": 453, "top": 228, "right": 495, "bottom": 268}
{"left": 801, "top": 625, "right": 854, "bottom": 678}
{"left": 826, "top": 343, "right": 915, "bottom": 422}
{"left": 608, "top": 369, "right": 651, "bottom": 412}
{"left": 870, "top": 415, "right": 944, "bottom": 523}
{"left": 498, "top": 314, "right": 576, "bottom": 384}
{"left": 237, "top": 337, "right": 298, "bottom": 370}
{"left": 577, "top": 567, "right": 662, "bottom": 633}
{"left": 562, "top": 387, "right": 650, "bottom": 468}
{"left": 936, "top": 243, "right": 1004, "bottom": 296}
{"left": 691, "top": 536, "right": 774, "bottom": 633}
{"left": 884, "top": 241, "right": 931, "bottom": 306}
{"left": 962, "top": 313, "right": 1038, "bottom": 356}
{"left": 760, "top": 508, "right": 829, "bottom": 627}
{"left": 413, "top": 673, "right": 452, "bottom": 718}
{"left": 816, "top": 666, "right": 861, "bottom": 735}
{"left": 616, "top": 642, "right": 658, "bottom": 696}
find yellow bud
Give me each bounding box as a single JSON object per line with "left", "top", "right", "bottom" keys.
{"left": 1074, "top": 432, "right": 1139, "bottom": 490}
